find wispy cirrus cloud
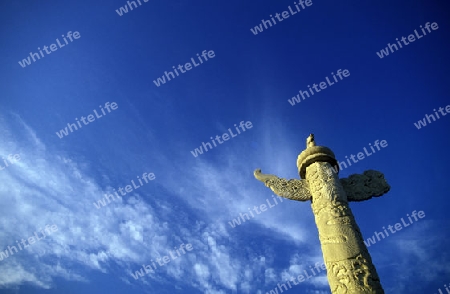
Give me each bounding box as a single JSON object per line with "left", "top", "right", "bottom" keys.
{"left": 0, "top": 112, "right": 305, "bottom": 294}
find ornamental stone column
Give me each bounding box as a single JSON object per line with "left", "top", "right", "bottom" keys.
{"left": 254, "top": 134, "right": 389, "bottom": 294}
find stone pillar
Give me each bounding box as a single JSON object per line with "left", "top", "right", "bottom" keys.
{"left": 297, "top": 139, "right": 384, "bottom": 293}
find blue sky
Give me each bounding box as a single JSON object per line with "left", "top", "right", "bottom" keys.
{"left": 1, "top": 0, "right": 450, "bottom": 293}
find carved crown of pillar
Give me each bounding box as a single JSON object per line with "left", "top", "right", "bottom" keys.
{"left": 297, "top": 134, "right": 338, "bottom": 179}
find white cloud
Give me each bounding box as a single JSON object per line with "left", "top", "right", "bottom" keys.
{"left": 0, "top": 114, "right": 189, "bottom": 289}
{"left": 0, "top": 128, "right": 237, "bottom": 292}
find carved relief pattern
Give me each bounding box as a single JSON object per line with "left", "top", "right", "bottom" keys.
{"left": 341, "top": 170, "right": 391, "bottom": 202}
{"left": 253, "top": 169, "right": 311, "bottom": 201}
{"left": 306, "top": 162, "right": 384, "bottom": 294}
{"left": 327, "top": 253, "right": 381, "bottom": 294}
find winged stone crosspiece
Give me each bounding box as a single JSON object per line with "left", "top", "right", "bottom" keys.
{"left": 253, "top": 169, "right": 312, "bottom": 201}
{"left": 340, "top": 170, "right": 391, "bottom": 202}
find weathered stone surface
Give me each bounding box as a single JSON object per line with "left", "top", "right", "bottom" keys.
{"left": 341, "top": 170, "right": 390, "bottom": 202}
{"left": 254, "top": 169, "right": 311, "bottom": 201}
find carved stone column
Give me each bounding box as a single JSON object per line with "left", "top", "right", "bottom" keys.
{"left": 254, "top": 134, "right": 389, "bottom": 293}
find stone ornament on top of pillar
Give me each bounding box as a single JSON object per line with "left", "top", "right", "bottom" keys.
{"left": 297, "top": 134, "right": 339, "bottom": 179}
{"left": 254, "top": 133, "right": 390, "bottom": 294}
